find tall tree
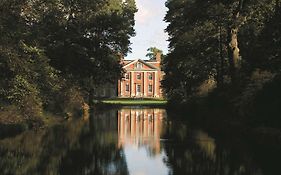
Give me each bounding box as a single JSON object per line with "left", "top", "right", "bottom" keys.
{"left": 146, "top": 47, "right": 163, "bottom": 60}
{"left": 23, "top": 0, "right": 137, "bottom": 106}
{"left": 0, "top": 0, "right": 137, "bottom": 118}
{"left": 163, "top": 0, "right": 279, "bottom": 102}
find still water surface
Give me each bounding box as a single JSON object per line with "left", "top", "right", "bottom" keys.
{"left": 0, "top": 107, "right": 280, "bottom": 175}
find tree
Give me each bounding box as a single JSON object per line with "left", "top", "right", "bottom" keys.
{"left": 146, "top": 47, "right": 163, "bottom": 60}
{"left": 30, "top": 0, "right": 137, "bottom": 106}
{"left": 0, "top": 0, "right": 49, "bottom": 117}
{"left": 0, "top": 0, "right": 137, "bottom": 120}
{"left": 163, "top": 0, "right": 279, "bottom": 102}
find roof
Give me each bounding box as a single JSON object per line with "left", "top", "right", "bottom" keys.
{"left": 123, "top": 59, "right": 160, "bottom": 70}
{"left": 123, "top": 60, "right": 132, "bottom": 65}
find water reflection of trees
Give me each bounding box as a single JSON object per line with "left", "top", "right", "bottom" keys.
{"left": 59, "top": 111, "right": 128, "bottom": 175}
{"left": 163, "top": 122, "right": 264, "bottom": 175}
{"left": 0, "top": 111, "right": 129, "bottom": 175}
{"left": 1, "top": 107, "right": 279, "bottom": 175}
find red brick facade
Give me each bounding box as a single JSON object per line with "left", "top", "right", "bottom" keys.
{"left": 118, "top": 54, "right": 163, "bottom": 98}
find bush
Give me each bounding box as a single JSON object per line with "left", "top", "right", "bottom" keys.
{"left": 7, "top": 75, "right": 43, "bottom": 119}
{"left": 252, "top": 74, "right": 281, "bottom": 127}
{"left": 54, "top": 85, "right": 85, "bottom": 117}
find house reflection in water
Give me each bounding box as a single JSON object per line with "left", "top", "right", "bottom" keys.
{"left": 117, "top": 108, "right": 166, "bottom": 155}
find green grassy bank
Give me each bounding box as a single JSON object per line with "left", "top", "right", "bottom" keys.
{"left": 97, "top": 98, "right": 167, "bottom": 106}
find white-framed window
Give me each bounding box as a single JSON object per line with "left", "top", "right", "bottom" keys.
{"left": 137, "top": 84, "right": 141, "bottom": 92}
{"left": 148, "top": 73, "right": 153, "bottom": 80}
{"left": 125, "top": 73, "right": 129, "bottom": 79}
{"left": 126, "top": 83, "right": 129, "bottom": 91}
{"left": 148, "top": 84, "right": 153, "bottom": 92}
{"left": 137, "top": 73, "right": 141, "bottom": 80}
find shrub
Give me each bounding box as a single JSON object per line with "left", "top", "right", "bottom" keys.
{"left": 7, "top": 75, "right": 43, "bottom": 119}
{"left": 55, "top": 85, "right": 85, "bottom": 117}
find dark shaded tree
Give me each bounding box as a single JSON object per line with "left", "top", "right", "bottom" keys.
{"left": 0, "top": 0, "right": 137, "bottom": 121}
{"left": 163, "top": 0, "right": 280, "bottom": 102}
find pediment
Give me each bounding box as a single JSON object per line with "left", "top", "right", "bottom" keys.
{"left": 123, "top": 59, "right": 159, "bottom": 70}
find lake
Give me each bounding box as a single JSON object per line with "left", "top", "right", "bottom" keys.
{"left": 0, "top": 106, "right": 280, "bottom": 175}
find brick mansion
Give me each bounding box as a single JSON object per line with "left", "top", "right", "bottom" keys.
{"left": 93, "top": 52, "right": 164, "bottom": 98}
{"left": 118, "top": 52, "right": 164, "bottom": 98}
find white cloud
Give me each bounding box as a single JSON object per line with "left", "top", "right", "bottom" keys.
{"left": 135, "top": 3, "right": 150, "bottom": 24}
{"left": 135, "top": 0, "right": 164, "bottom": 25}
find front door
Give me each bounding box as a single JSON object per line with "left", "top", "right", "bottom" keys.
{"left": 136, "top": 84, "right": 141, "bottom": 97}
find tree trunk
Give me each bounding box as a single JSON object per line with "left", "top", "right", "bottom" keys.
{"left": 229, "top": 27, "right": 240, "bottom": 69}
{"left": 228, "top": 0, "right": 244, "bottom": 82}
{"left": 217, "top": 23, "right": 224, "bottom": 88}
{"left": 88, "top": 75, "right": 95, "bottom": 113}
{"left": 88, "top": 88, "right": 94, "bottom": 111}
{"left": 228, "top": 27, "right": 240, "bottom": 82}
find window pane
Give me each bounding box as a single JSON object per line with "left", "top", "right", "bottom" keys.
{"left": 149, "top": 85, "right": 152, "bottom": 92}
{"left": 148, "top": 73, "right": 153, "bottom": 80}
{"left": 126, "top": 84, "right": 129, "bottom": 91}
{"left": 137, "top": 85, "right": 141, "bottom": 92}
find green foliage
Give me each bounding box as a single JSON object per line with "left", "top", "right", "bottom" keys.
{"left": 248, "top": 1, "right": 281, "bottom": 71}
{"left": 101, "top": 99, "right": 167, "bottom": 105}
{"left": 56, "top": 85, "right": 85, "bottom": 117}
{"left": 252, "top": 74, "right": 281, "bottom": 127}
{"left": 0, "top": 0, "right": 137, "bottom": 123}
{"left": 30, "top": 0, "right": 137, "bottom": 84}
{"left": 146, "top": 47, "right": 163, "bottom": 60}
{"left": 7, "top": 75, "right": 42, "bottom": 117}
{"left": 164, "top": 0, "right": 281, "bottom": 103}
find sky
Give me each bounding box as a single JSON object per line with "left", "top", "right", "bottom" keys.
{"left": 124, "top": 145, "right": 169, "bottom": 175}
{"left": 125, "top": 0, "right": 169, "bottom": 60}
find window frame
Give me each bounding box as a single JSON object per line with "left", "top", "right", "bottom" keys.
{"left": 148, "top": 73, "right": 153, "bottom": 80}
{"left": 125, "top": 83, "right": 130, "bottom": 92}
{"left": 148, "top": 84, "right": 153, "bottom": 92}
{"left": 137, "top": 84, "right": 141, "bottom": 92}
{"left": 137, "top": 73, "right": 141, "bottom": 80}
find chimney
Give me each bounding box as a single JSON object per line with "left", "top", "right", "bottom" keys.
{"left": 156, "top": 52, "right": 161, "bottom": 62}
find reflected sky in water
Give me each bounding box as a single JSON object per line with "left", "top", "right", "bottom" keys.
{"left": 125, "top": 145, "right": 168, "bottom": 175}
{"left": 0, "top": 107, "right": 280, "bottom": 175}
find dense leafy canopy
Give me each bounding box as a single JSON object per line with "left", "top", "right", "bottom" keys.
{"left": 0, "top": 0, "right": 137, "bottom": 120}
{"left": 163, "top": 0, "right": 281, "bottom": 102}
{"left": 146, "top": 47, "right": 163, "bottom": 60}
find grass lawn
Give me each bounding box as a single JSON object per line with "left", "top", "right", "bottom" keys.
{"left": 100, "top": 98, "right": 167, "bottom": 106}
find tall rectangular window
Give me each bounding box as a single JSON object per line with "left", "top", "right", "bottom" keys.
{"left": 148, "top": 84, "right": 153, "bottom": 92}
{"left": 137, "top": 73, "right": 141, "bottom": 80}
{"left": 126, "top": 84, "right": 129, "bottom": 91}
{"left": 137, "top": 84, "right": 141, "bottom": 92}
{"left": 148, "top": 73, "right": 153, "bottom": 80}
